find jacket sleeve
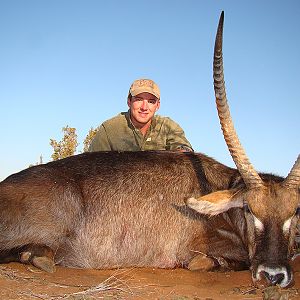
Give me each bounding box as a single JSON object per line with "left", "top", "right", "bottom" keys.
{"left": 165, "top": 118, "right": 193, "bottom": 152}
{"left": 88, "top": 124, "right": 112, "bottom": 152}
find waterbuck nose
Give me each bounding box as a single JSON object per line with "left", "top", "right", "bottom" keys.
{"left": 256, "top": 265, "right": 291, "bottom": 288}
{"left": 263, "top": 271, "right": 285, "bottom": 285}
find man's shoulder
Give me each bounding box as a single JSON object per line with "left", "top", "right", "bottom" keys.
{"left": 153, "top": 115, "right": 185, "bottom": 133}
{"left": 102, "top": 112, "right": 128, "bottom": 126}
{"left": 154, "top": 114, "right": 178, "bottom": 125}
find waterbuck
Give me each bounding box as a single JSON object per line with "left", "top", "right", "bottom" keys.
{"left": 0, "top": 12, "right": 299, "bottom": 288}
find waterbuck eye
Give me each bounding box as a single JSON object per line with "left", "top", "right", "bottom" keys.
{"left": 253, "top": 215, "right": 264, "bottom": 231}
{"left": 283, "top": 217, "right": 292, "bottom": 233}
{"left": 296, "top": 207, "right": 300, "bottom": 216}
{"left": 243, "top": 203, "right": 264, "bottom": 231}
{"left": 243, "top": 203, "right": 250, "bottom": 213}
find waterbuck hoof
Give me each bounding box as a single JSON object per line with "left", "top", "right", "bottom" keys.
{"left": 188, "top": 254, "right": 216, "bottom": 271}
{"left": 32, "top": 256, "right": 56, "bottom": 273}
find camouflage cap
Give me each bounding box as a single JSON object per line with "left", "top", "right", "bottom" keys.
{"left": 129, "top": 79, "right": 160, "bottom": 99}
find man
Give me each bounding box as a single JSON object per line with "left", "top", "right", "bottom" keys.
{"left": 89, "top": 78, "right": 193, "bottom": 152}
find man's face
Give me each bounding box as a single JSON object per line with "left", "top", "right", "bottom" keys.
{"left": 127, "top": 92, "right": 160, "bottom": 128}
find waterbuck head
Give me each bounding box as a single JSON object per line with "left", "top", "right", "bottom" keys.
{"left": 186, "top": 11, "right": 300, "bottom": 288}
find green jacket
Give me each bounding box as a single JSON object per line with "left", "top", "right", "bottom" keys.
{"left": 89, "top": 111, "right": 193, "bottom": 152}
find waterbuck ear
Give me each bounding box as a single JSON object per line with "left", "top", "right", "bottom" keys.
{"left": 185, "top": 189, "right": 243, "bottom": 216}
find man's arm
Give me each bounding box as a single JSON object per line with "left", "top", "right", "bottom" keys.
{"left": 165, "top": 118, "right": 193, "bottom": 152}
{"left": 88, "top": 125, "right": 112, "bottom": 152}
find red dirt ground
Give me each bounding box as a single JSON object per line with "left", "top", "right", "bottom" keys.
{"left": 1, "top": 260, "right": 300, "bottom": 300}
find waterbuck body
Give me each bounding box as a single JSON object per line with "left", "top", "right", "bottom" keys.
{"left": 1, "top": 151, "right": 249, "bottom": 269}
{"left": 0, "top": 12, "right": 299, "bottom": 288}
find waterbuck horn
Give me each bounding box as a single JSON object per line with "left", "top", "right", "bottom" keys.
{"left": 283, "top": 155, "right": 300, "bottom": 188}
{"left": 213, "top": 11, "right": 263, "bottom": 188}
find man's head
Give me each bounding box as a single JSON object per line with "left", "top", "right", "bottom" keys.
{"left": 127, "top": 79, "right": 160, "bottom": 131}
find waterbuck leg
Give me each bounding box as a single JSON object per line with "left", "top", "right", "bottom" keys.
{"left": 0, "top": 244, "right": 56, "bottom": 273}
{"left": 0, "top": 248, "right": 22, "bottom": 263}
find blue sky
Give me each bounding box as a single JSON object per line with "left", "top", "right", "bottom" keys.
{"left": 0, "top": 0, "right": 299, "bottom": 181}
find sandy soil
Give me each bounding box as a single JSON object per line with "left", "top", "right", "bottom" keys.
{"left": 1, "top": 261, "right": 300, "bottom": 300}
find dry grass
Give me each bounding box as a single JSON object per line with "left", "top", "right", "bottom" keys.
{"left": 0, "top": 266, "right": 158, "bottom": 300}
